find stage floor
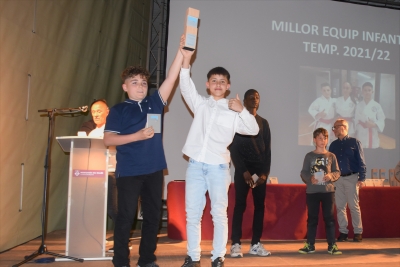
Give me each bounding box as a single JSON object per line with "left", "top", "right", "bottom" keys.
{"left": 1, "top": 228, "right": 399, "bottom": 267}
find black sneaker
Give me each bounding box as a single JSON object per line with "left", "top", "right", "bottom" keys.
{"left": 353, "top": 233, "right": 362, "bottom": 242}
{"left": 298, "top": 242, "right": 315, "bottom": 254}
{"left": 337, "top": 232, "right": 348, "bottom": 242}
{"left": 328, "top": 243, "right": 342, "bottom": 255}
{"left": 211, "top": 257, "right": 224, "bottom": 267}
{"left": 181, "top": 256, "right": 201, "bottom": 267}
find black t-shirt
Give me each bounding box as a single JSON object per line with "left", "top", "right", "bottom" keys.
{"left": 230, "top": 114, "right": 271, "bottom": 176}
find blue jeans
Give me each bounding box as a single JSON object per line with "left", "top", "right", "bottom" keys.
{"left": 185, "top": 158, "right": 231, "bottom": 261}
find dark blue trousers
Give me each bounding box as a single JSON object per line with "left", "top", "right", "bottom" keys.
{"left": 306, "top": 192, "right": 336, "bottom": 245}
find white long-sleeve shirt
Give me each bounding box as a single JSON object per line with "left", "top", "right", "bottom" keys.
{"left": 179, "top": 67, "right": 259, "bottom": 164}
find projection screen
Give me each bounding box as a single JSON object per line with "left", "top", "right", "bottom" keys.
{"left": 162, "top": 0, "right": 400, "bottom": 197}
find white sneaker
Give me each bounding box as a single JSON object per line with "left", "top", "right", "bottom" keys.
{"left": 249, "top": 242, "right": 271, "bottom": 256}
{"left": 230, "top": 243, "right": 243, "bottom": 258}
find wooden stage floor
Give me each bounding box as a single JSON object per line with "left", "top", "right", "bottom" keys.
{"left": 1, "top": 228, "right": 399, "bottom": 267}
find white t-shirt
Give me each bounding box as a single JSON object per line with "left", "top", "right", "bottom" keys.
{"left": 88, "top": 125, "right": 105, "bottom": 138}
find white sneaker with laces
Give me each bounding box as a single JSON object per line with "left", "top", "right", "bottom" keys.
{"left": 230, "top": 243, "right": 243, "bottom": 258}
{"left": 249, "top": 242, "right": 271, "bottom": 256}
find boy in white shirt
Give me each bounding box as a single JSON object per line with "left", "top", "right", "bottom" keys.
{"left": 355, "top": 82, "right": 385, "bottom": 148}
{"left": 179, "top": 50, "right": 259, "bottom": 267}
{"left": 335, "top": 82, "right": 356, "bottom": 136}
{"left": 308, "top": 83, "right": 336, "bottom": 144}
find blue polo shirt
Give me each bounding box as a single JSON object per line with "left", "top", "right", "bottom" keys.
{"left": 104, "top": 91, "right": 167, "bottom": 177}
{"left": 329, "top": 135, "right": 367, "bottom": 181}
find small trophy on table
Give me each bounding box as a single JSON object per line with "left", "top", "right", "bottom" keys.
{"left": 183, "top": 7, "right": 200, "bottom": 51}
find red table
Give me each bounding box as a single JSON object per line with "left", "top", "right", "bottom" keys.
{"left": 167, "top": 181, "right": 400, "bottom": 240}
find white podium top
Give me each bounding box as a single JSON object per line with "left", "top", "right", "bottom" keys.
{"left": 56, "top": 136, "right": 105, "bottom": 152}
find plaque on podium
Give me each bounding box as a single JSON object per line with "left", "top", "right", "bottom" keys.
{"left": 183, "top": 7, "right": 200, "bottom": 51}
{"left": 56, "top": 136, "right": 111, "bottom": 260}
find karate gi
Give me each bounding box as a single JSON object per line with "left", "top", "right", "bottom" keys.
{"left": 308, "top": 96, "right": 336, "bottom": 143}
{"left": 355, "top": 100, "right": 385, "bottom": 148}
{"left": 336, "top": 96, "right": 356, "bottom": 136}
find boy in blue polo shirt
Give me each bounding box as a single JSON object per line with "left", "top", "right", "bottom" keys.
{"left": 104, "top": 36, "right": 185, "bottom": 267}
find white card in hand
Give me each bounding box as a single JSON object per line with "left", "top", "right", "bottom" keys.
{"left": 251, "top": 174, "right": 259, "bottom": 188}
{"left": 314, "top": 171, "right": 324, "bottom": 183}
{"left": 146, "top": 114, "right": 161, "bottom": 133}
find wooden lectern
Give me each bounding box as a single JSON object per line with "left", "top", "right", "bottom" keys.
{"left": 56, "top": 136, "right": 112, "bottom": 261}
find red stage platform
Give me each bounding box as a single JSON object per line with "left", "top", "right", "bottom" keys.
{"left": 167, "top": 181, "right": 400, "bottom": 240}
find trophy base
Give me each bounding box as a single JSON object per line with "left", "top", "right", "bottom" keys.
{"left": 183, "top": 46, "right": 195, "bottom": 51}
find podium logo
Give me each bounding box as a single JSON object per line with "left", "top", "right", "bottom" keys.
{"left": 73, "top": 169, "right": 106, "bottom": 178}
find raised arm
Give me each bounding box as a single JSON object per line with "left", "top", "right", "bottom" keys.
{"left": 181, "top": 38, "right": 195, "bottom": 69}
{"left": 159, "top": 35, "right": 185, "bottom": 102}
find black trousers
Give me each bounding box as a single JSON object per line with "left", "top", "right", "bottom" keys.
{"left": 112, "top": 171, "right": 163, "bottom": 267}
{"left": 306, "top": 192, "right": 336, "bottom": 245}
{"left": 107, "top": 173, "right": 118, "bottom": 223}
{"left": 231, "top": 168, "right": 266, "bottom": 245}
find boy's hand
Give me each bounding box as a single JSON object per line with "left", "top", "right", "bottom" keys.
{"left": 323, "top": 174, "right": 331, "bottom": 182}
{"left": 254, "top": 174, "right": 267, "bottom": 187}
{"left": 138, "top": 127, "right": 155, "bottom": 140}
{"left": 315, "top": 110, "right": 326, "bottom": 120}
{"left": 365, "top": 118, "right": 377, "bottom": 128}
{"left": 311, "top": 175, "right": 318, "bottom": 184}
{"left": 228, "top": 94, "right": 244, "bottom": 112}
{"left": 243, "top": 171, "right": 254, "bottom": 188}
{"left": 180, "top": 34, "right": 195, "bottom": 60}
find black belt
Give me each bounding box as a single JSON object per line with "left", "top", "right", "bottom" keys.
{"left": 341, "top": 172, "right": 357, "bottom": 177}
